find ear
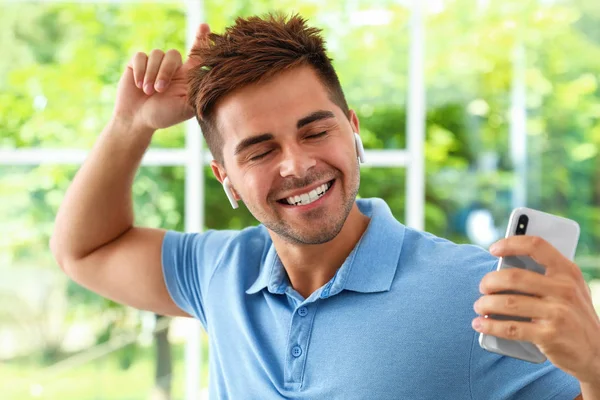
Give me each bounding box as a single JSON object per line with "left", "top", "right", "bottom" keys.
{"left": 348, "top": 110, "right": 365, "bottom": 163}
{"left": 210, "top": 160, "right": 241, "bottom": 201}
{"left": 348, "top": 109, "right": 360, "bottom": 135}
{"left": 210, "top": 160, "right": 225, "bottom": 184}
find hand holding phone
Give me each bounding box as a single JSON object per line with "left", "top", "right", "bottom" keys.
{"left": 477, "top": 207, "right": 580, "bottom": 364}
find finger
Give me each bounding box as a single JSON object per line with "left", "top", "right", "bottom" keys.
{"left": 186, "top": 23, "right": 211, "bottom": 69}
{"left": 191, "top": 23, "right": 211, "bottom": 51}
{"left": 130, "top": 52, "right": 148, "bottom": 89}
{"left": 154, "top": 49, "right": 182, "bottom": 92}
{"left": 120, "top": 60, "right": 137, "bottom": 90}
{"left": 472, "top": 316, "right": 543, "bottom": 343}
{"left": 490, "top": 236, "right": 576, "bottom": 276}
{"left": 474, "top": 294, "right": 551, "bottom": 320}
{"left": 480, "top": 267, "right": 558, "bottom": 297}
{"left": 490, "top": 235, "right": 558, "bottom": 267}
{"left": 143, "top": 49, "right": 165, "bottom": 95}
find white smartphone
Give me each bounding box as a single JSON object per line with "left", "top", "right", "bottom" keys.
{"left": 478, "top": 207, "right": 580, "bottom": 363}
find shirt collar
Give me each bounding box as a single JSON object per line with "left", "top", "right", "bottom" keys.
{"left": 246, "top": 242, "right": 288, "bottom": 295}
{"left": 245, "top": 198, "right": 406, "bottom": 296}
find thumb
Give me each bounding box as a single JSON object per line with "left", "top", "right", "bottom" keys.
{"left": 186, "top": 23, "right": 211, "bottom": 67}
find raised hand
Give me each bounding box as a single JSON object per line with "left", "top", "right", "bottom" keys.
{"left": 111, "top": 23, "right": 210, "bottom": 131}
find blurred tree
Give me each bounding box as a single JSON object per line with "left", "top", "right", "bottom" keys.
{"left": 1, "top": 0, "right": 600, "bottom": 398}
{"left": 0, "top": 3, "right": 189, "bottom": 397}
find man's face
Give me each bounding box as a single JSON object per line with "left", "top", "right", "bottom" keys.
{"left": 213, "top": 65, "right": 361, "bottom": 245}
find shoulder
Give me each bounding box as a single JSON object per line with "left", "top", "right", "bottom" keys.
{"left": 402, "top": 227, "right": 497, "bottom": 272}
{"left": 397, "top": 227, "right": 498, "bottom": 300}
{"left": 202, "top": 225, "right": 271, "bottom": 262}
{"left": 163, "top": 225, "right": 271, "bottom": 266}
{"left": 222, "top": 225, "right": 271, "bottom": 252}
{"left": 389, "top": 229, "right": 498, "bottom": 335}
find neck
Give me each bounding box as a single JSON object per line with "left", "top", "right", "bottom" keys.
{"left": 270, "top": 202, "right": 371, "bottom": 299}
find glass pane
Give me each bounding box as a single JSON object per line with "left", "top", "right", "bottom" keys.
{"left": 0, "top": 3, "right": 187, "bottom": 150}
{"left": 0, "top": 165, "right": 208, "bottom": 400}
{"left": 424, "top": 0, "right": 513, "bottom": 247}
{"left": 359, "top": 167, "right": 406, "bottom": 221}
{"left": 425, "top": 0, "right": 600, "bottom": 296}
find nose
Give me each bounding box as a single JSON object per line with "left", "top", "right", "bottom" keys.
{"left": 279, "top": 146, "right": 316, "bottom": 179}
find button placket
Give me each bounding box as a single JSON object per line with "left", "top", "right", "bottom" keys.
{"left": 284, "top": 303, "right": 317, "bottom": 389}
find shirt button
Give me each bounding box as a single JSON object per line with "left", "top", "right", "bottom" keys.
{"left": 297, "top": 307, "right": 308, "bottom": 317}
{"left": 291, "top": 346, "right": 302, "bottom": 358}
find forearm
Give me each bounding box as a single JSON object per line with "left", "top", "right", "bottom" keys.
{"left": 50, "top": 117, "right": 155, "bottom": 264}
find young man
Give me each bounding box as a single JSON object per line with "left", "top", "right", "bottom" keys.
{"left": 51, "top": 13, "right": 599, "bottom": 399}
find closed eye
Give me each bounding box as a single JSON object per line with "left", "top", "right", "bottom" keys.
{"left": 307, "top": 131, "right": 327, "bottom": 139}
{"left": 249, "top": 150, "right": 273, "bottom": 161}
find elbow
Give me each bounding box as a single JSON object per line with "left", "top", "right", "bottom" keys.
{"left": 49, "top": 233, "right": 69, "bottom": 273}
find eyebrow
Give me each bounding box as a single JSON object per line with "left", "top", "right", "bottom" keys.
{"left": 297, "top": 110, "right": 335, "bottom": 129}
{"left": 233, "top": 110, "right": 336, "bottom": 156}
{"left": 234, "top": 133, "right": 274, "bottom": 156}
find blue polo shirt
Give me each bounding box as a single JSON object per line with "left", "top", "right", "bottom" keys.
{"left": 161, "top": 198, "right": 581, "bottom": 399}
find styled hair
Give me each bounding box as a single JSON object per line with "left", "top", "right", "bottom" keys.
{"left": 187, "top": 12, "right": 350, "bottom": 165}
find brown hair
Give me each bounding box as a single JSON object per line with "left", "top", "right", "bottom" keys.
{"left": 187, "top": 12, "right": 350, "bottom": 165}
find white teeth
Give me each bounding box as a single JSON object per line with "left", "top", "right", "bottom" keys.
{"left": 284, "top": 182, "right": 332, "bottom": 206}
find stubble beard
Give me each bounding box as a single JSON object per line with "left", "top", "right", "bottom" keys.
{"left": 248, "top": 163, "right": 361, "bottom": 245}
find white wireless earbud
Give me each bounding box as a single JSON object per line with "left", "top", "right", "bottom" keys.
{"left": 223, "top": 177, "right": 239, "bottom": 209}
{"left": 354, "top": 132, "right": 365, "bottom": 164}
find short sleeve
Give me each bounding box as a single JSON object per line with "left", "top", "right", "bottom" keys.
{"left": 161, "top": 229, "right": 237, "bottom": 329}
{"left": 469, "top": 331, "right": 581, "bottom": 399}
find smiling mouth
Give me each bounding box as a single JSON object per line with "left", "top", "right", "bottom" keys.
{"left": 276, "top": 180, "right": 334, "bottom": 207}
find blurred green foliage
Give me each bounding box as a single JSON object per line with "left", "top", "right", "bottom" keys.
{"left": 0, "top": 0, "right": 599, "bottom": 382}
